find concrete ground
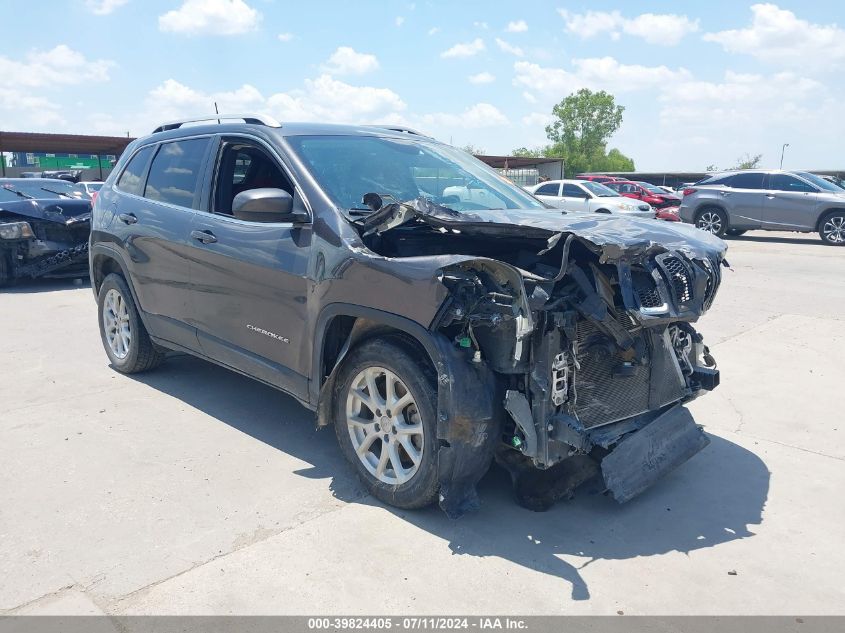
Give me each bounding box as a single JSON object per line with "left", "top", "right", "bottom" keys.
{"left": 1, "top": 231, "right": 843, "bottom": 616}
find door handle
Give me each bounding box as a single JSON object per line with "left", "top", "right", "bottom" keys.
{"left": 719, "top": 191, "right": 731, "bottom": 196}
{"left": 118, "top": 213, "right": 137, "bottom": 225}
{"left": 191, "top": 229, "right": 217, "bottom": 244}
{"left": 766, "top": 195, "right": 776, "bottom": 199}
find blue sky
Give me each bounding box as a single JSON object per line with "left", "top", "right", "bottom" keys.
{"left": 2, "top": 0, "right": 844, "bottom": 170}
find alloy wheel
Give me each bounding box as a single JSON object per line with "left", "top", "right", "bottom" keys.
{"left": 697, "top": 211, "right": 723, "bottom": 235}
{"left": 345, "top": 366, "right": 424, "bottom": 485}
{"left": 822, "top": 215, "right": 845, "bottom": 244}
{"left": 102, "top": 288, "right": 131, "bottom": 359}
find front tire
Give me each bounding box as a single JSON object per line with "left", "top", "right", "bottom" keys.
{"left": 726, "top": 229, "right": 747, "bottom": 236}
{"left": 819, "top": 211, "right": 845, "bottom": 245}
{"left": 97, "top": 273, "right": 164, "bottom": 373}
{"left": 696, "top": 207, "right": 727, "bottom": 237}
{"left": 333, "top": 338, "right": 439, "bottom": 509}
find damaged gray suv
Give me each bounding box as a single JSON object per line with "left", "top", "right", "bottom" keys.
{"left": 90, "top": 115, "right": 727, "bottom": 517}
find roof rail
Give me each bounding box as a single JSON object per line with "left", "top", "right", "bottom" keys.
{"left": 365, "top": 124, "right": 431, "bottom": 138}
{"left": 152, "top": 113, "right": 282, "bottom": 134}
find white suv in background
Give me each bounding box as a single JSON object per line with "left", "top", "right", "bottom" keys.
{"left": 526, "top": 179, "right": 655, "bottom": 218}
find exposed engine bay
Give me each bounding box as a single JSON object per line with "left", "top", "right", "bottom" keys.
{"left": 0, "top": 198, "right": 91, "bottom": 284}
{"left": 354, "top": 196, "right": 727, "bottom": 513}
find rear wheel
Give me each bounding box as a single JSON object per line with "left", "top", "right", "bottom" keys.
{"left": 97, "top": 273, "right": 165, "bottom": 373}
{"left": 695, "top": 207, "right": 727, "bottom": 237}
{"left": 333, "top": 338, "right": 439, "bottom": 509}
{"left": 819, "top": 211, "right": 845, "bottom": 245}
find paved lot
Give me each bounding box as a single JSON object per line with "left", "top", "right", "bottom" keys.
{"left": 1, "top": 232, "right": 844, "bottom": 616}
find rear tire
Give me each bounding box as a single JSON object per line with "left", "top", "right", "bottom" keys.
{"left": 333, "top": 338, "right": 439, "bottom": 510}
{"left": 726, "top": 229, "right": 747, "bottom": 236}
{"left": 97, "top": 273, "right": 164, "bottom": 373}
{"left": 595, "top": 208, "right": 611, "bottom": 214}
{"left": 695, "top": 207, "right": 727, "bottom": 237}
{"left": 819, "top": 211, "right": 845, "bottom": 245}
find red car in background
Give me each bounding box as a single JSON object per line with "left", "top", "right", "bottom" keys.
{"left": 605, "top": 180, "right": 682, "bottom": 209}
{"left": 574, "top": 174, "right": 625, "bottom": 184}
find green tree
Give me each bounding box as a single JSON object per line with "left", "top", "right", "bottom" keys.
{"left": 540, "top": 89, "right": 634, "bottom": 177}
{"left": 460, "top": 143, "right": 486, "bottom": 155}
{"left": 511, "top": 146, "right": 544, "bottom": 158}
{"left": 705, "top": 163, "right": 718, "bottom": 172}
{"left": 732, "top": 153, "right": 762, "bottom": 169}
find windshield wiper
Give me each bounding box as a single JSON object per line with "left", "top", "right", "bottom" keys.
{"left": 4, "top": 188, "right": 34, "bottom": 199}
{"left": 40, "top": 187, "right": 73, "bottom": 198}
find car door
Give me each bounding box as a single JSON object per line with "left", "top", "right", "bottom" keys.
{"left": 533, "top": 182, "right": 564, "bottom": 207}
{"left": 561, "top": 183, "right": 592, "bottom": 212}
{"left": 719, "top": 172, "right": 765, "bottom": 229}
{"left": 187, "top": 135, "right": 312, "bottom": 400}
{"left": 110, "top": 138, "right": 212, "bottom": 350}
{"left": 762, "top": 173, "right": 821, "bottom": 230}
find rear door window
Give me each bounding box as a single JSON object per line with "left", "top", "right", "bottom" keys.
{"left": 535, "top": 183, "right": 560, "bottom": 196}
{"left": 116, "top": 146, "right": 155, "bottom": 196}
{"left": 144, "top": 138, "right": 211, "bottom": 208}
{"left": 728, "top": 173, "right": 765, "bottom": 189}
{"left": 561, "top": 183, "right": 585, "bottom": 197}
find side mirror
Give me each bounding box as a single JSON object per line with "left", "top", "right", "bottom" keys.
{"left": 231, "top": 188, "right": 307, "bottom": 223}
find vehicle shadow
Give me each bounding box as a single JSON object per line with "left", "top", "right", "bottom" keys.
{"left": 129, "top": 353, "right": 769, "bottom": 604}
{"left": 1, "top": 276, "right": 91, "bottom": 294}
{"left": 725, "top": 233, "right": 822, "bottom": 246}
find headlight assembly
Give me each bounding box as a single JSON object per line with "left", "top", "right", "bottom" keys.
{"left": 0, "top": 221, "right": 35, "bottom": 240}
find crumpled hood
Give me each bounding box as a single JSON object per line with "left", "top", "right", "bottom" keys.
{"left": 0, "top": 198, "right": 91, "bottom": 224}
{"left": 359, "top": 198, "right": 727, "bottom": 262}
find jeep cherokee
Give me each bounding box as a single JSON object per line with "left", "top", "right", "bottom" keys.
{"left": 90, "top": 114, "right": 728, "bottom": 517}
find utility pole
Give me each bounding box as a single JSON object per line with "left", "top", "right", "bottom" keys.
{"left": 780, "top": 143, "right": 789, "bottom": 169}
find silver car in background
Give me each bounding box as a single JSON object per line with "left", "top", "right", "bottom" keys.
{"left": 525, "top": 179, "right": 655, "bottom": 218}
{"left": 679, "top": 170, "right": 845, "bottom": 245}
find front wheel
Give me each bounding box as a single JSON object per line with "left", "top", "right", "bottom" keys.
{"left": 333, "top": 338, "right": 439, "bottom": 509}
{"left": 97, "top": 273, "right": 165, "bottom": 373}
{"left": 696, "top": 207, "right": 727, "bottom": 237}
{"left": 819, "top": 211, "right": 845, "bottom": 245}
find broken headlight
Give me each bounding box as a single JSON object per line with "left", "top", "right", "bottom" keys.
{"left": 0, "top": 221, "right": 35, "bottom": 240}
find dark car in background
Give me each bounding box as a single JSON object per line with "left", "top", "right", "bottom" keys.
{"left": 679, "top": 170, "right": 845, "bottom": 245}
{"left": 606, "top": 181, "right": 682, "bottom": 209}
{"left": 0, "top": 179, "right": 91, "bottom": 284}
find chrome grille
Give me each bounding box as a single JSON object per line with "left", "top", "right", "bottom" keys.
{"left": 660, "top": 255, "right": 692, "bottom": 304}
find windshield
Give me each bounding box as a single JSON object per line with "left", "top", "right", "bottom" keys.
{"left": 794, "top": 172, "right": 843, "bottom": 193}
{"left": 581, "top": 181, "right": 618, "bottom": 197}
{"left": 0, "top": 179, "right": 79, "bottom": 199}
{"left": 638, "top": 182, "right": 669, "bottom": 194}
{"left": 286, "top": 135, "right": 546, "bottom": 212}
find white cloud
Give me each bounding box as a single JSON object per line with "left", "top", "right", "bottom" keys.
{"left": 512, "top": 58, "right": 690, "bottom": 95}
{"left": 506, "top": 20, "right": 528, "bottom": 33}
{"left": 522, "top": 91, "right": 537, "bottom": 104}
{"left": 468, "top": 72, "right": 495, "bottom": 84}
{"left": 495, "top": 38, "right": 524, "bottom": 57}
{"left": 0, "top": 45, "right": 115, "bottom": 87}
{"left": 158, "top": 0, "right": 260, "bottom": 35}
{"left": 322, "top": 47, "right": 379, "bottom": 75}
{"left": 427, "top": 27, "right": 440, "bottom": 36}
{"left": 277, "top": 32, "right": 293, "bottom": 42}
{"left": 441, "top": 38, "right": 485, "bottom": 58}
{"left": 474, "top": 21, "right": 489, "bottom": 30}
{"left": 0, "top": 89, "right": 64, "bottom": 129}
{"left": 521, "top": 112, "right": 553, "bottom": 126}
{"left": 557, "top": 9, "right": 698, "bottom": 45}
{"left": 703, "top": 3, "right": 845, "bottom": 68}
{"left": 421, "top": 103, "right": 508, "bottom": 128}
{"left": 395, "top": 16, "right": 405, "bottom": 27}
{"left": 84, "top": 0, "right": 128, "bottom": 15}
